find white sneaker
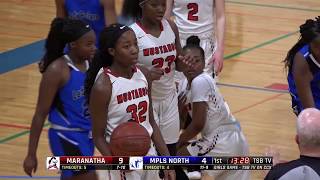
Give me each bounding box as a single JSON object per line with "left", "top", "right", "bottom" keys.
{"left": 187, "top": 171, "right": 201, "bottom": 179}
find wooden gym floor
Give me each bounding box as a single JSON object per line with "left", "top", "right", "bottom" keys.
{"left": 0, "top": 0, "right": 319, "bottom": 179}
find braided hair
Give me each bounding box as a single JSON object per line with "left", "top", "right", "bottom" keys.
{"left": 284, "top": 16, "right": 320, "bottom": 71}
{"left": 40, "top": 17, "right": 91, "bottom": 73}
{"left": 85, "top": 24, "right": 133, "bottom": 102}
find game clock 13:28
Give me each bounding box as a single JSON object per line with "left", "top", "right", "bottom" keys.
{"left": 229, "top": 157, "right": 250, "bottom": 164}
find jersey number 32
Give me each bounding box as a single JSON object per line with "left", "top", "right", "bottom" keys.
{"left": 126, "top": 101, "right": 148, "bottom": 123}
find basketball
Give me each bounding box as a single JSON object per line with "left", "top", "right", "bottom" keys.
{"left": 110, "top": 122, "right": 151, "bottom": 156}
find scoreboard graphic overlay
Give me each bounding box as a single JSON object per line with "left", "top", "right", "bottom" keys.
{"left": 47, "top": 156, "right": 273, "bottom": 171}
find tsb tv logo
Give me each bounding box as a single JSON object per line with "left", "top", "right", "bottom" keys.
{"left": 129, "top": 157, "right": 143, "bottom": 170}
{"left": 46, "top": 157, "right": 60, "bottom": 170}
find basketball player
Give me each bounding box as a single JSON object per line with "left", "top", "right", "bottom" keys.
{"left": 285, "top": 16, "right": 320, "bottom": 115}
{"left": 23, "top": 18, "right": 97, "bottom": 180}
{"left": 165, "top": 0, "right": 225, "bottom": 84}
{"left": 122, "top": 0, "right": 190, "bottom": 151}
{"left": 85, "top": 24, "right": 175, "bottom": 180}
{"left": 121, "top": 1, "right": 193, "bottom": 178}
{"left": 177, "top": 36, "right": 250, "bottom": 180}
{"left": 55, "top": 0, "right": 117, "bottom": 46}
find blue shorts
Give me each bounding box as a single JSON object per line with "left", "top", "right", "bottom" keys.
{"left": 48, "top": 128, "right": 94, "bottom": 179}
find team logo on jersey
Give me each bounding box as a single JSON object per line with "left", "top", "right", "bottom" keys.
{"left": 129, "top": 157, "right": 143, "bottom": 170}
{"left": 46, "top": 157, "right": 60, "bottom": 170}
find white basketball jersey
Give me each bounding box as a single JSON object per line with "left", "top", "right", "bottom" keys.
{"left": 130, "top": 19, "right": 177, "bottom": 101}
{"left": 173, "top": 0, "right": 214, "bottom": 35}
{"left": 96, "top": 67, "right": 153, "bottom": 142}
{"left": 178, "top": 72, "right": 237, "bottom": 139}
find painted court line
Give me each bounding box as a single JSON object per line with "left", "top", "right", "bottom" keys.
{"left": 0, "top": 40, "right": 44, "bottom": 74}
{"left": 0, "top": 123, "right": 49, "bottom": 144}
{"left": 0, "top": 123, "right": 48, "bottom": 131}
{"left": 233, "top": 94, "right": 284, "bottom": 114}
{"left": 0, "top": 122, "right": 33, "bottom": 130}
{"left": 224, "top": 31, "right": 299, "bottom": 60}
{"left": 217, "top": 82, "right": 288, "bottom": 94}
{"left": 0, "top": 176, "right": 59, "bottom": 179}
{"left": 227, "top": 0, "right": 320, "bottom": 12}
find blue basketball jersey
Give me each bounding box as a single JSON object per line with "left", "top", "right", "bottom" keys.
{"left": 48, "top": 55, "right": 91, "bottom": 130}
{"left": 65, "top": 0, "right": 105, "bottom": 46}
{"left": 288, "top": 44, "right": 320, "bottom": 114}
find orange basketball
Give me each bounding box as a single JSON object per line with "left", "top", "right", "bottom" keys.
{"left": 110, "top": 122, "right": 151, "bottom": 156}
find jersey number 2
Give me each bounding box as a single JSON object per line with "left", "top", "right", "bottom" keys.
{"left": 126, "top": 101, "right": 148, "bottom": 123}
{"left": 187, "top": 3, "right": 199, "bottom": 21}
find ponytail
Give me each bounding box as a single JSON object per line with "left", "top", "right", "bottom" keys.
{"left": 40, "top": 18, "right": 67, "bottom": 73}
{"left": 284, "top": 17, "right": 320, "bottom": 71}
{"left": 40, "top": 17, "right": 91, "bottom": 73}
{"left": 84, "top": 50, "right": 112, "bottom": 102}
{"left": 283, "top": 38, "right": 306, "bottom": 71}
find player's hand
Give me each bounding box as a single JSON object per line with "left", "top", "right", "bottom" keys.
{"left": 209, "top": 50, "right": 224, "bottom": 75}
{"left": 178, "top": 53, "right": 196, "bottom": 67}
{"left": 150, "top": 67, "right": 164, "bottom": 81}
{"left": 176, "top": 140, "right": 189, "bottom": 150}
{"left": 164, "top": 169, "right": 175, "bottom": 180}
{"left": 23, "top": 155, "right": 37, "bottom": 177}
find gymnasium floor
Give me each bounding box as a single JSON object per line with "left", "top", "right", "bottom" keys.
{"left": 0, "top": 0, "right": 319, "bottom": 179}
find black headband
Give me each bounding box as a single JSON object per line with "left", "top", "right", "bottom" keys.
{"left": 104, "top": 24, "right": 132, "bottom": 48}
{"left": 60, "top": 20, "right": 92, "bottom": 43}
{"left": 69, "top": 24, "right": 91, "bottom": 42}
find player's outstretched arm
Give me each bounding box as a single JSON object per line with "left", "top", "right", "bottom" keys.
{"left": 164, "top": 0, "right": 174, "bottom": 19}
{"left": 89, "top": 73, "right": 113, "bottom": 156}
{"left": 213, "top": 0, "right": 226, "bottom": 75}
{"left": 292, "top": 52, "right": 315, "bottom": 108}
{"left": 55, "top": 0, "right": 67, "bottom": 18}
{"left": 23, "top": 59, "right": 66, "bottom": 177}
{"left": 177, "top": 101, "right": 207, "bottom": 149}
{"left": 102, "top": 0, "right": 117, "bottom": 26}
{"left": 166, "top": 19, "right": 195, "bottom": 72}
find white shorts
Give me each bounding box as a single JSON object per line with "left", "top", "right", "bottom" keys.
{"left": 97, "top": 146, "right": 160, "bottom": 180}
{"left": 187, "top": 125, "right": 250, "bottom": 180}
{"left": 152, "top": 91, "right": 180, "bottom": 144}
{"left": 175, "top": 31, "right": 217, "bottom": 85}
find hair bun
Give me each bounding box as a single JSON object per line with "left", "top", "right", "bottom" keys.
{"left": 300, "top": 19, "right": 315, "bottom": 34}
{"left": 186, "top": 35, "right": 200, "bottom": 46}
